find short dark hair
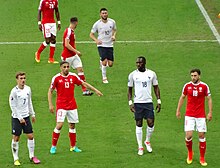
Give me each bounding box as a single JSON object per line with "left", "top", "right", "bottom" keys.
{"left": 16, "top": 72, "right": 26, "bottom": 79}
{"left": 190, "top": 68, "right": 201, "bottom": 75}
{"left": 100, "top": 8, "right": 108, "bottom": 13}
{"left": 70, "top": 17, "right": 78, "bottom": 23}
{"left": 60, "top": 61, "right": 69, "bottom": 67}
{"left": 137, "top": 56, "right": 146, "bottom": 64}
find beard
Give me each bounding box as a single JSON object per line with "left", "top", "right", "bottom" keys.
{"left": 101, "top": 16, "right": 108, "bottom": 20}
{"left": 138, "top": 67, "right": 146, "bottom": 72}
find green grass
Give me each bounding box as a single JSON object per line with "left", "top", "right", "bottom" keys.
{"left": 0, "top": 0, "right": 220, "bottom": 167}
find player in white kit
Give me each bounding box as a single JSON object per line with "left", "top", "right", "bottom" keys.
{"left": 128, "top": 56, "right": 161, "bottom": 156}
{"left": 9, "top": 72, "right": 40, "bottom": 166}
{"left": 90, "top": 8, "right": 117, "bottom": 84}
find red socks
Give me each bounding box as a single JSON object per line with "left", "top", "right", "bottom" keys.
{"left": 185, "top": 138, "right": 193, "bottom": 159}
{"left": 69, "top": 132, "right": 76, "bottom": 147}
{"left": 78, "top": 74, "right": 86, "bottom": 92}
{"left": 199, "top": 141, "right": 206, "bottom": 160}
{"left": 52, "top": 131, "right": 60, "bottom": 146}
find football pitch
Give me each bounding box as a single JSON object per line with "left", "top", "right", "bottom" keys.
{"left": 0, "top": 0, "right": 220, "bottom": 167}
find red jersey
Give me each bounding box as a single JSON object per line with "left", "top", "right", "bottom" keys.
{"left": 61, "top": 28, "right": 77, "bottom": 59}
{"left": 182, "top": 81, "right": 211, "bottom": 118}
{"left": 50, "top": 72, "right": 83, "bottom": 110}
{"left": 38, "top": 0, "right": 58, "bottom": 24}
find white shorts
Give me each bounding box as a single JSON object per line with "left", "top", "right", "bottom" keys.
{"left": 184, "top": 116, "right": 207, "bottom": 132}
{"left": 56, "top": 109, "right": 79, "bottom": 123}
{"left": 42, "top": 23, "right": 57, "bottom": 38}
{"left": 61, "top": 55, "right": 83, "bottom": 69}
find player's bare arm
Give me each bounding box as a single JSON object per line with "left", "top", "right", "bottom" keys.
{"left": 153, "top": 85, "right": 161, "bottom": 113}
{"left": 65, "top": 38, "right": 81, "bottom": 56}
{"left": 90, "top": 32, "right": 102, "bottom": 45}
{"left": 48, "top": 88, "right": 55, "bottom": 113}
{"left": 176, "top": 94, "right": 186, "bottom": 119}
{"left": 55, "top": 8, "right": 61, "bottom": 31}
{"left": 82, "top": 82, "right": 103, "bottom": 96}
{"left": 37, "top": 10, "right": 42, "bottom": 31}
{"left": 111, "top": 29, "right": 116, "bottom": 41}
{"left": 207, "top": 96, "right": 213, "bottom": 121}
{"left": 128, "top": 87, "right": 135, "bottom": 112}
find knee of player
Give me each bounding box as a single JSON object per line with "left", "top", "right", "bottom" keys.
{"left": 45, "top": 40, "right": 50, "bottom": 45}
{"left": 198, "top": 133, "right": 206, "bottom": 139}
{"left": 56, "top": 123, "right": 63, "bottom": 130}
{"left": 50, "top": 39, "right": 56, "bottom": 44}
{"left": 136, "top": 120, "right": 143, "bottom": 127}
{"left": 27, "top": 134, "right": 34, "bottom": 140}
{"left": 77, "top": 67, "right": 84, "bottom": 73}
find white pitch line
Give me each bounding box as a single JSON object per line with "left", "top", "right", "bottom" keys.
{"left": 0, "top": 40, "right": 217, "bottom": 45}
{"left": 195, "top": 0, "right": 220, "bottom": 45}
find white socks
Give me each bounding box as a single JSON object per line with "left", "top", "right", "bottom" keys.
{"left": 11, "top": 140, "right": 19, "bottom": 161}
{"left": 102, "top": 65, "right": 107, "bottom": 79}
{"left": 136, "top": 126, "right": 143, "bottom": 148}
{"left": 27, "top": 139, "right": 35, "bottom": 159}
{"left": 146, "top": 126, "right": 154, "bottom": 142}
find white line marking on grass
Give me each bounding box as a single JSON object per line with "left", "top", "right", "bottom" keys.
{"left": 0, "top": 40, "right": 217, "bottom": 45}
{"left": 195, "top": 0, "right": 220, "bottom": 44}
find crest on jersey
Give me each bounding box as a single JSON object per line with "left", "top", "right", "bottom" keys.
{"left": 199, "top": 87, "right": 202, "bottom": 92}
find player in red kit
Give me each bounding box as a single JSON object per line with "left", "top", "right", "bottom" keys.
{"left": 176, "top": 69, "right": 213, "bottom": 166}
{"left": 61, "top": 17, "right": 93, "bottom": 96}
{"left": 48, "top": 61, "right": 103, "bottom": 154}
{"left": 35, "top": 0, "right": 61, "bottom": 64}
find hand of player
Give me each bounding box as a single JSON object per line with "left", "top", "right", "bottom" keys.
{"left": 207, "top": 112, "right": 212, "bottom": 121}
{"left": 96, "top": 39, "right": 102, "bottom": 45}
{"left": 20, "top": 118, "right": 27, "bottom": 125}
{"left": 156, "top": 104, "right": 161, "bottom": 113}
{"left": 95, "top": 90, "right": 103, "bottom": 96}
{"left": 32, "top": 116, "right": 36, "bottom": 123}
{"left": 57, "top": 24, "right": 61, "bottom": 31}
{"left": 76, "top": 50, "right": 82, "bottom": 56}
{"left": 176, "top": 111, "right": 181, "bottom": 119}
{"left": 129, "top": 104, "right": 135, "bottom": 113}
{"left": 111, "top": 35, "right": 116, "bottom": 41}
{"left": 38, "top": 24, "right": 42, "bottom": 31}
{"left": 49, "top": 104, "right": 55, "bottom": 113}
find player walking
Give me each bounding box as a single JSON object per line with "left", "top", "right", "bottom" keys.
{"left": 61, "top": 17, "right": 93, "bottom": 96}
{"left": 128, "top": 56, "right": 161, "bottom": 156}
{"left": 35, "top": 0, "right": 61, "bottom": 64}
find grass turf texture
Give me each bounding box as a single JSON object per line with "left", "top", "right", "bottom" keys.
{"left": 0, "top": 0, "right": 220, "bottom": 167}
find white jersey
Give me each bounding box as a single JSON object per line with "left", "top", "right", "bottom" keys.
{"left": 91, "top": 18, "right": 116, "bottom": 47}
{"left": 9, "top": 85, "right": 35, "bottom": 120}
{"left": 128, "top": 69, "right": 158, "bottom": 103}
